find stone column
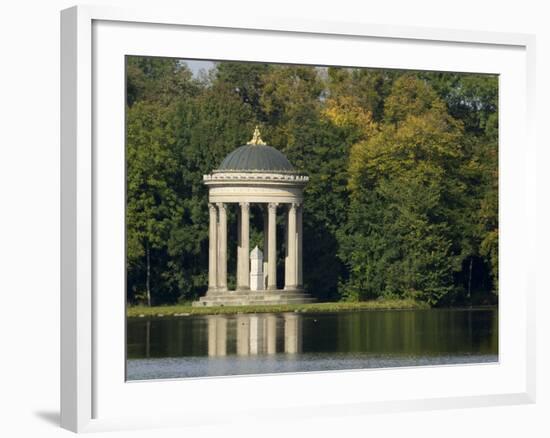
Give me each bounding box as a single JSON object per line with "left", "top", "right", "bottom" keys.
{"left": 217, "top": 203, "right": 227, "bottom": 291}
{"left": 263, "top": 207, "right": 269, "bottom": 289}
{"left": 284, "top": 212, "right": 289, "bottom": 288}
{"left": 237, "top": 202, "right": 250, "bottom": 290}
{"left": 267, "top": 202, "right": 278, "bottom": 290}
{"left": 285, "top": 203, "right": 297, "bottom": 290}
{"left": 208, "top": 204, "right": 218, "bottom": 292}
{"left": 237, "top": 206, "right": 241, "bottom": 280}
{"left": 297, "top": 204, "right": 303, "bottom": 288}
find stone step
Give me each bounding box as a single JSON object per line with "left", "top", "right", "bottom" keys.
{"left": 198, "top": 296, "right": 315, "bottom": 302}
{"left": 199, "top": 293, "right": 313, "bottom": 300}
{"left": 193, "top": 300, "right": 316, "bottom": 307}
{"left": 204, "top": 290, "right": 305, "bottom": 296}
{"left": 200, "top": 292, "right": 312, "bottom": 299}
{"left": 192, "top": 292, "right": 316, "bottom": 307}
{"left": 196, "top": 300, "right": 316, "bottom": 306}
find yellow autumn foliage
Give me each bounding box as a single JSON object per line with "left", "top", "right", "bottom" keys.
{"left": 322, "top": 96, "right": 377, "bottom": 139}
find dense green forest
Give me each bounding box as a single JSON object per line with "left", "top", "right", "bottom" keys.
{"left": 126, "top": 57, "right": 498, "bottom": 307}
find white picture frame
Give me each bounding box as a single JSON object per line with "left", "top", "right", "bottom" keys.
{"left": 60, "top": 4, "right": 536, "bottom": 433}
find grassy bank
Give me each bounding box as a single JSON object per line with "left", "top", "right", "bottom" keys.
{"left": 127, "top": 298, "right": 429, "bottom": 318}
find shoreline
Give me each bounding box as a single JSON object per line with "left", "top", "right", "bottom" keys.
{"left": 126, "top": 299, "right": 432, "bottom": 318}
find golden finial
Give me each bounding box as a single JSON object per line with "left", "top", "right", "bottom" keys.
{"left": 247, "top": 126, "right": 266, "bottom": 145}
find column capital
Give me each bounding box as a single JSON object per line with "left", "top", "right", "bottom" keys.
{"left": 208, "top": 203, "right": 217, "bottom": 212}
{"left": 216, "top": 202, "right": 227, "bottom": 211}
{"left": 268, "top": 202, "right": 278, "bottom": 211}
{"left": 239, "top": 201, "right": 250, "bottom": 210}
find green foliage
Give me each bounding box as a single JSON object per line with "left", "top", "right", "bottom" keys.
{"left": 126, "top": 57, "right": 200, "bottom": 107}
{"left": 342, "top": 74, "right": 496, "bottom": 305}
{"left": 126, "top": 56, "right": 498, "bottom": 307}
{"left": 126, "top": 101, "right": 179, "bottom": 304}
{"left": 215, "top": 62, "right": 271, "bottom": 120}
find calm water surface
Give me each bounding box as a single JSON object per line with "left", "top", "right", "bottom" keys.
{"left": 126, "top": 308, "right": 498, "bottom": 380}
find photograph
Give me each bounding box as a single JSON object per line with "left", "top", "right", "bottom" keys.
{"left": 125, "top": 56, "right": 499, "bottom": 381}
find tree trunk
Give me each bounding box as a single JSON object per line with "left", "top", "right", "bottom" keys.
{"left": 145, "top": 240, "right": 152, "bottom": 307}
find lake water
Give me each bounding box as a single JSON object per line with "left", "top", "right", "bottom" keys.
{"left": 126, "top": 307, "right": 498, "bottom": 381}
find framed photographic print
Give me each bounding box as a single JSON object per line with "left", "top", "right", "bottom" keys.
{"left": 61, "top": 5, "right": 536, "bottom": 433}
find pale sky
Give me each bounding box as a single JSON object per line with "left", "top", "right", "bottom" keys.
{"left": 181, "top": 59, "right": 216, "bottom": 77}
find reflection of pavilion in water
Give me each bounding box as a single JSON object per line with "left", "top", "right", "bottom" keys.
{"left": 207, "top": 313, "right": 302, "bottom": 357}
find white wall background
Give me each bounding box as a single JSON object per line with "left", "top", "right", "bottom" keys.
{"left": 0, "top": 1, "right": 547, "bottom": 437}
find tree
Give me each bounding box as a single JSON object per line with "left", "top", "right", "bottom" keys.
{"left": 421, "top": 72, "right": 499, "bottom": 298}
{"left": 326, "top": 67, "right": 396, "bottom": 121}
{"left": 124, "top": 57, "right": 499, "bottom": 306}
{"left": 215, "top": 62, "right": 272, "bottom": 121}
{"left": 126, "top": 101, "right": 179, "bottom": 305}
{"left": 167, "top": 83, "right": 256, "bottom": 298}
{"left": 342, "top": 74, "right": 468, "bottom": 304}
{"left": 126, "top": 57, "right": 199, "bottom": 107}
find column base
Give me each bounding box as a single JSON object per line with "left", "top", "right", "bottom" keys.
{"left": 207, "top": 287, "right": 227, "bottom": 295}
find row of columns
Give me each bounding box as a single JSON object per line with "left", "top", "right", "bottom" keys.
{"left": 208, "top": 202, "right": 303, "bottom": 292}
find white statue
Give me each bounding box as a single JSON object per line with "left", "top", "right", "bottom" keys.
{"left": 250, "top": 246, "right": 264, "bottom": 291}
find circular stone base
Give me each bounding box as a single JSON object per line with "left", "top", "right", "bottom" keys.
{"left": 192, "top": 289, "right": 314, "bottom": 307}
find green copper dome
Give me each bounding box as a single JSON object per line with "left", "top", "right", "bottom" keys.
{"left": 216, "top": 144, "right": 295, "bottom": 173}
{"left": 214, "top": 127, "right": 296, "bottom": 173}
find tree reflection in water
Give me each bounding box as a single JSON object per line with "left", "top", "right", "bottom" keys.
{"left": 126, "top": 309, "right": 498, "bottom": 380}
{"left": 127, "top": 308, "right": 497, "bottom": 361}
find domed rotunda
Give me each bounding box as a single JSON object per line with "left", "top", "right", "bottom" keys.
{"left": 194, "top": 127, "right": 314, "bottom": 306}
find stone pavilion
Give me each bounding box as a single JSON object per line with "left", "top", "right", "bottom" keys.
{"left": 193, "top": 127, "right": 315, "bottom": 306}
